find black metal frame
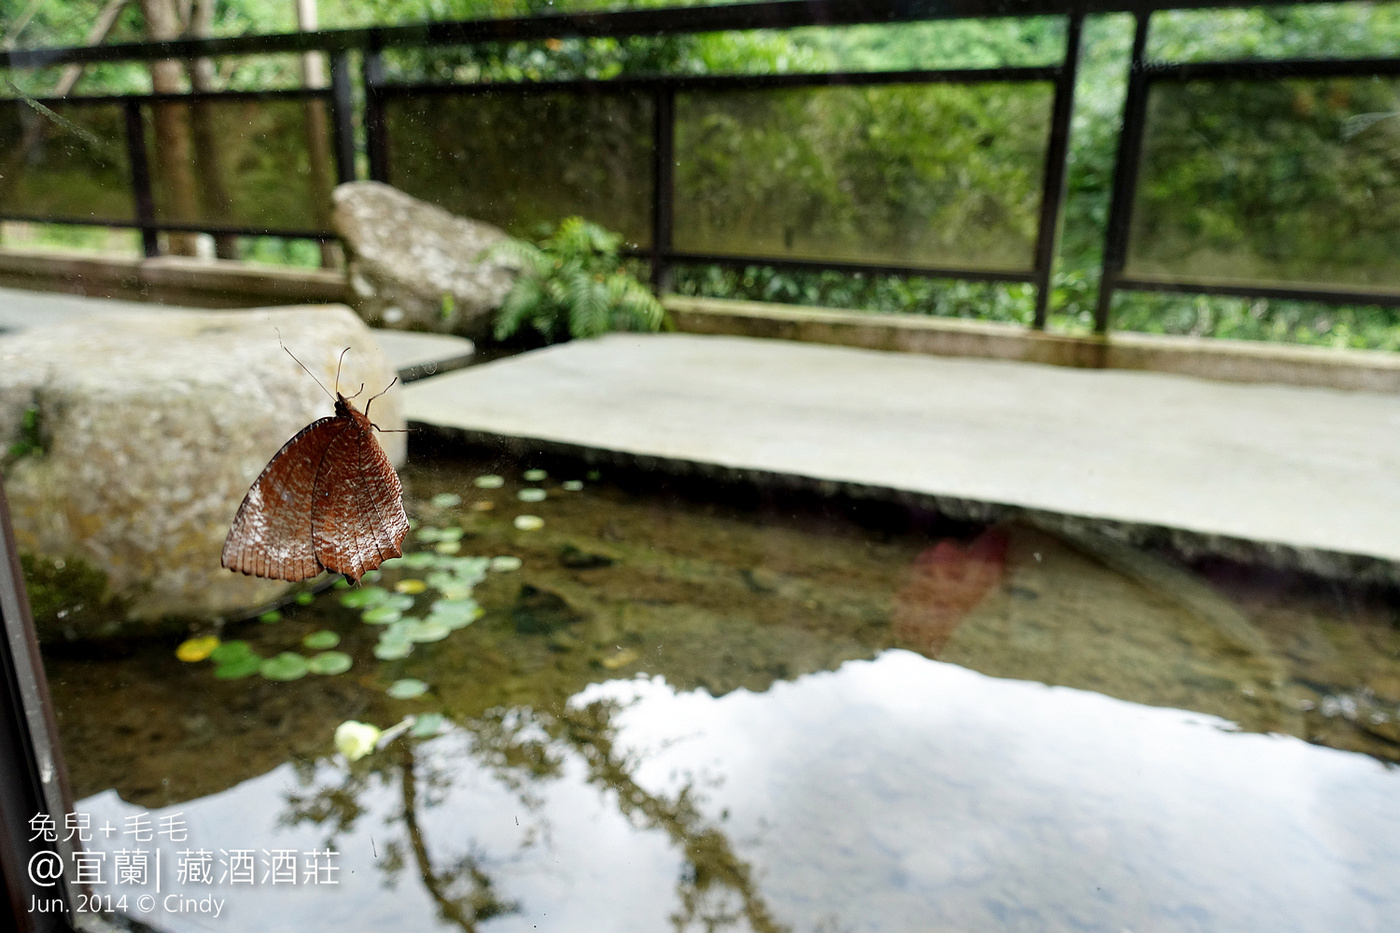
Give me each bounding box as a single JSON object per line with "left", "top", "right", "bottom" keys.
{"left": 0, "top": 0, "right": 1397, "bottom": 326}
{"left": 1094, "top": 14, "right": 1400, "bottom": 329}
{"left": 366, "top": 62, "right": 1073, "bottom": 302}
{"left": 2, "top": 87, "right": 346, "bottom": 256}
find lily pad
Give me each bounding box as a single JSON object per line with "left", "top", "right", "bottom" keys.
{"left": 295, "top": 591, "right": 315, "bottom": 606}
{"left": 258, "top": 610, "right": 282, "bottom": 624}
{"left": 561, "top": 480, "right": 584, "bottom": 492}
{"left": 428, "top": 599, "right": 482, "bottom": 629}
{"left": 417, "top": 526, "right": 465, "bottom": 544}
{"left": 490, "top": 556, "right": 523, "bottom": 572}
{"left": 410, "top": 713, "right": 446, "bottom": 737}
{"left": 374, "top": 640, "right": 413, "bottom": 661}
{"left": 517, "top": 488, "right": 547, "bottom": 503}
{"left": 209, "top": 640, "right": 255, "bottom": 665}
{"left": 403, "top": 620, "right": 452, "bottom": 643}
{"left": 213, "top": 655, "right": 262, "bottom": 679}
{"left": 340, "top": 586, "right": 391, "bottom": 609}
{"left": 260, "top": 652, "right": 310, "bottom": 681}
{"left": 473, "top": 474, "right": 505, "bottom": 489}
{"left": 430, "top": 492, "right": 463, "bottom": 508}
{"left": 395, "top": 579, "right": 427, "bottom": 594}
{"left": 522, "top": 468, "right": 548, "bottom": 482}
{"left": 333, "top": 578, "right": 351, "bottom": 590}
{"left": 387, "top": 678, "right": 429, "bottom": 699}
{"left": 514, "top": 515, "right": 545, "bottom": 531}
{"left": 361, "top": 605, "right": 403, "bottom": 625}
{"left": 176, "top": 636, "right": 220, "bottom": 663}
{"left": 303, "top": 630, "right": 341, "bottom": 650}
{"left": 308, "top": 651, "right": 353, "bottom": 675}
{"left": 434, "top": 540, "right": 462, "bottom": 554}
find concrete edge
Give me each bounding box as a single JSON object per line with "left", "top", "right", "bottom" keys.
{"left": 409, "top": 420, "right": 1400, "bottom": 588}
{"left": 663, "top": 295, "right": 1400, "bottom": 393}
{"left": 0, "top": 247, "right": 350, "bottom": 308}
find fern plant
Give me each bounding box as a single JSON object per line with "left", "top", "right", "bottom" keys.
{"left": 488, "top": 217, "right": 666, "bottom": 342}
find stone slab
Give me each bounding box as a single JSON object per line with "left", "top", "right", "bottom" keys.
{"left": 404, "top": 333, "right": 1400, "bottom": 582}
{"left": 0, "top": 286, "right": 473, "bottom": 381}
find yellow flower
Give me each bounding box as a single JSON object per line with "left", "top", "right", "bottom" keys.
{"left": 334, "top": 720, "right": 382, "bottom": 762}
{"left": 176, "top": 636, "right": 220, "bottom": 662}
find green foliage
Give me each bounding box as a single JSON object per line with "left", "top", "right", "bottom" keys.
{"left": 490, "top": 218, "right": 665, "bottom": 342}
{"left": 7, "top": 403, "right": 44, "bottom": 461}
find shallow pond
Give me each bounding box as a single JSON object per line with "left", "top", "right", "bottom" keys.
{"left": 40, "top": 450, "right": 1400, "bottom": 932}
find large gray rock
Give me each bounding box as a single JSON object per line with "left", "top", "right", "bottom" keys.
{"left": 332, "top": 181, "right": 516, "bottom": 339}
{"left": 0, "top": 305, "right": 406, "bottom": 637}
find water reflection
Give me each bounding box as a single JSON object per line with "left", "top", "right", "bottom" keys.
{"left": 76, "top": 651, "right": 1399, "bottom": 932}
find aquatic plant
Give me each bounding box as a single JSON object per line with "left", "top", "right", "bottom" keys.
{"left": 488, "top": 217, "right": 665, "bottom": 342}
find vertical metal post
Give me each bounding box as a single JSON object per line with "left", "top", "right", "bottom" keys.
{"left": 1094, "top": 12, "right": 1153, "bottom": 334}
{"left": 650, "top": 85, "right": 675, "bottom": 295}
{"left": 1031, "top": 12, "right": 1083, "bottom": 330}
{"left": 0, "top": 484, "right": 79, "bottom": 933}
{"left": 123, "top": 99, "right": 159, "bottom": 258}
{"left": 362, "top": 42, "right": 390, "bottom": 184}
{"left": 330, "top": 52, "right": 358, "bottom": 185}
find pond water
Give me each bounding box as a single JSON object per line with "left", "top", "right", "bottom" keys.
{"left": 41, "top": 451, "right": 1400, "bottom": 932}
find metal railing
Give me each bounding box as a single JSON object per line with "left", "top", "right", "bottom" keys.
{"left": 1, "top": 0, "right": 1398, "bottom": 332}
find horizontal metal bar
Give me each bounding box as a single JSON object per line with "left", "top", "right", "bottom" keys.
{"left": 1143, "top": 55, "right": 1400, "bottom": 82}
{"left": 0, "top": 214, "right": 335, "bottom": 240}
{"left": 379, "top": 65, "right": 1060, "bottom": 98}
{"left": 654, "top": 248, "right": 1036, "bottom": 283}
{"left": 0, "top": 0, "right": 1369, "bottom": 71}
{"left": 1, "top": 87, "right": 333, "bottom": 107}
{"left": 1114, "top": 275, "right": 1400, "bottom": 308}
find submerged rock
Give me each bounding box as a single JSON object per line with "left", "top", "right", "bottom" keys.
{"left": 0, "top": 305, "right": 405, "bottom": 635}
{"left": 332, "top": 181, "right": 516, "bottom": 339}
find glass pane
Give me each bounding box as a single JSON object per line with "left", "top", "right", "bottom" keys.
{"left": 1127, "top": 77, "right": 1400, "bottom": 291}
{"left": 384, "top": 90, "right": 654, "bottom": 245}
{"left": 673, "top": 82, "right": 1053, "bottom": 271}
{"left": 0, "top": 100, "right": 133, "bottom": 222}
{"left": 145, "top": 96, "right": 337, "bottom": 232}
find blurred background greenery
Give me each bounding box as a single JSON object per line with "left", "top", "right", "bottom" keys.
{"left": 1, "top": 0, "right": 1398, "bottom": 346}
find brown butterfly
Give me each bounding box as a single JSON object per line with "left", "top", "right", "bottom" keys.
{"left": 221, "top": 349, "right": 409, "bottom": 584}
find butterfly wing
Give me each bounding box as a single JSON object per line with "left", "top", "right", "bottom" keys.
{"left": 221, "top": 415, "right": 344, "bottom": 583}
{"left": 310, "top": 408, "right": 409, "bottom": 583}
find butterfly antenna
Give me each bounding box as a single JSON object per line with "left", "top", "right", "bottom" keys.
{"left": 334, "top": 347, "right": 351, "bottom": 394}
{"left": 277, "top": 329, "right": 334, "bottom": 401}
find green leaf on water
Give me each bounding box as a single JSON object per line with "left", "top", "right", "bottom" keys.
{"left": 430, "top": 492, "right": 462, "bottom": 508}
{"left": 522, "top": 468, "right": 547, "bottom": 482}
{"left": 295, "top": 591, "right": 315, "bottom": 606}
{"left": 490, "top": 555, "right": 523, "bottom": 572}
{"left": 307, "top": 651, "right": 353, "bottom": 675}
{"left": 403, "top": 620, "right": 452, "bottom": 643}
{"left": 260, "top": 652, "right": 309, "bottom": 681}
{"left": 517, "top": 488, "right": 547, "bottom": 503}
{"left": 387, "top": 678, "right": 429, "bottom": 699}
{"left": 340, "top": 586, "right": 390, "bottom": 609}
{"left": 410, "top": 712, "right": 446, "bottom": 737}
{"left": 258, "top": 610, "right": 282, "bottom": 624}
{"left": 209, "top": 640, "right": 255, "bottom": 664}
{"left": 303, "top": 630, "right": 341, "bottom": 650}
{"left": 374, "top": 640, "right": 413, "bottom": 661}
{"left": 213, "top": 654, "right": 262, "bottom": 679}
{"left": 361, "top": 605, "right": 403, "bottom": 625}
{"left": 561, "top": 480, "right": 584, "bottom": 492}
{"left": 474, "top": 475, "right": 504, "bottom": 489}
{"left": 428, "top": 599, "right": 482, "bottom": 629}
